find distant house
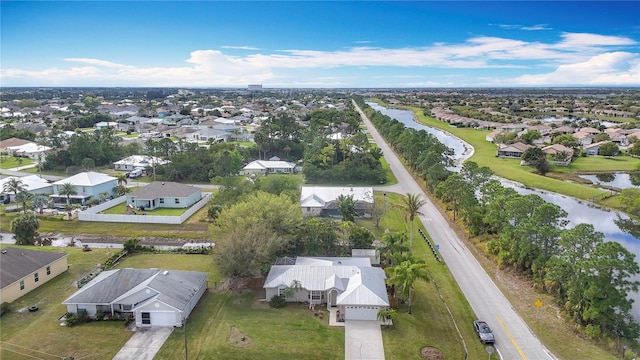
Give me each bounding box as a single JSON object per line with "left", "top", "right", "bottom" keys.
{"left": 126, "top": 181, "right": 202, "bottom": 211}
{"left": 300, "top": 186, "right": 374, "bottom": 217}
{"left": 0, "top": 248, "right": 68, "bottom": 303}
{"left": 94, "top": 121, "right": 119, "bottom": 130}
{"left": 51, "top": 172, "right": 117, "bottom": 206}
{"left": 5, "top": 142, "right": 52, "bottom": 160}
{"left": 263, "top": 256, "right": 389, "bottom": 321}
{"left": 241, "top": 160, "right": 297, "bottom": 175}
{"left": 113, "top": 155, "right": 169, "bottom": 171}
{"left": 572, "top": 131, "right": 594, "bottom": 146}
{"left": 585, "top": 141, "right": 608, "bottom": 156}
{"left": 62, "top": 268, "right": 208, "bottom": 327}
{"left": 496, "top": 142, "right": 532, "bottom": 158}
{"left": 542, "top": 144, "right": 574, "bottom": 166}
{"left": 0, "top": 137, "right": 32, "bottom": 154}
{"left": 0, "top": 175, "right": 52, "bottom": 204}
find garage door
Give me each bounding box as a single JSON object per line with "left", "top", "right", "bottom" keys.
{"left": 149, "top": 312, "right": 176, "bottom": 327}
{"left": 345, "top": 306, "right": 379, "bottom": 321}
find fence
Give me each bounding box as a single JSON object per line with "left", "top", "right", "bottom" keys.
{"left": 78, "top": 193, "right": 211, "bottom": 224}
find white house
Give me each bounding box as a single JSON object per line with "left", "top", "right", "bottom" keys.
{"left": 113, "top": 155, "right": 169, "bottom": 171}
{"left": 51, "top": 172, "right": 117, "bottom": 206}
{"left": 6, "top": 142, "right": 52, "bottom": 160}
{"left": 300, "top": 186, "right": 374, "bottom": 217}
{"left": 62, "top": 268, "right": 208, "bottom": 327}
{"left": 0, "top": 175, "right": 52, "bottom": 203}
{"left": 263, "top": 257, "right": 389, "bottom": 321}
{"left": 126, "top": 181, "right": 202, "bottom": 211}
{"left": 241, "top": 160, "right": 296, "bottom": 175}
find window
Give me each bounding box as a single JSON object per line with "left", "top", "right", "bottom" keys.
{"left": 308, "top": 291, "right": 323, "bottom": 301}
{"left": 34, "top": 273, "right": 39, "bottom": 282}
{"left": 142, "top": 312, "right": 151, "bottom": 325}
{"left": 20, "top": 280, "right": 24, "bottom": 290}
{"left": 122, "top": 304, "right": 132, "bottom": 311}
{"left": 175, "top": 198, "right": 180, "bottom": 204}
{"left": 159, "top": 198, "right": 164, "bottom": 204}
{"left": 278, "top": 287, "right": 287, "bottom": 297}
{"left": 46, "top": 266, "right": 51, "bottom": 275}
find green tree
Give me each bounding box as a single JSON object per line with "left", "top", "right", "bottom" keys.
{"left": 2, "top": 177, "right": 25, "bottom": 201}
{"left": 58, "top": 182, "right": 77, "bottom": 206}
{"left": 10, "top": 213, "right": 39, "bottom": 245}
{"left": 385, "top": 258, "right": 429, "bottom": 314}
{"left": 344, "top": 223, "right": 374, "bottom": 249}
{"left": 552, "top": 134, "right": 581, "bottom": 150}
{"left": 520, "top": 130, "right": 541, "bottom": 144}
{"left": 377, "top": 231, "right": 409, "bottom": 267}
{"left": 399, "top": 193, "right": 427, "bottom": 252}
{"left": 116, "top": 173, "right": 128, "bottom": 188}
{"left": 522, "top": 147, "right": 550, "bottom": 175}
{"left": 598, "top": 142, "right": 619, "bottom": 156}
{"left": 296, "top": 217, "right": 340, "bottom": 256}
{"left": 336, "top": 194, "right": 357, "bottom": 223}
{"left": 14, "top": 191, "right": 34, "bottom": 214}
{"left": 32, "top": 194, "right": 48, "bottom": 214}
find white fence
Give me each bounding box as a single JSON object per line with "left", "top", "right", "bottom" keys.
{"left": 78, "top": 193, "right": 212, "bottom": 224}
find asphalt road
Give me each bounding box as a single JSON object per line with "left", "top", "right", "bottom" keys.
{"left": 354, "top": 101, "right": 555, "bottom": 360}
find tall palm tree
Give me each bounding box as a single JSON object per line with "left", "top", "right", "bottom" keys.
{"left": 377, "top": 231, "right": 409, "bottom": 267}
{"left": 400, "top": 193, "right": 428, "bottom": 252}
{"left": 385, "top": 259, "right": 429, "bottom": 314}
{"left": 116, "top": 173, "right": 128, "bottom": 187}
{"left": 32, "top": 194, "right": 49, "bottom": 214}
{"left": 58, "top": 182, "right": 77, "bottom": 206}
{"left": 336, "top": 194, "right": 357, "bottom": 223}
{"left": 2, "top": 177, "right": 25, "bottom": 202}
{"left": 14, "top": 191, "right": 34, "bottom": 214}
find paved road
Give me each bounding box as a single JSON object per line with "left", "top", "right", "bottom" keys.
{"left": 354, "top": 101, "right": 555, "bottom": 360}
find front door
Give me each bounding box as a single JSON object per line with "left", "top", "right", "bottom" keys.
{"left": 329, "top": 290, "right": 337, "bottom": 307}
{"left": 141, "top": 312, "right": 150, "bottom": 325}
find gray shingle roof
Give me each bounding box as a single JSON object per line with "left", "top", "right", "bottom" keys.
{"left": 63, "top": 268, "right": 209, "bottom": 311}
{"left": 127, "top": 181, "right": 200, "bottom": 199}
{"left": 0, "top": 247, "right": 67, "bottom": 289}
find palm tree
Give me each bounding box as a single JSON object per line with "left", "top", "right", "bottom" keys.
{"left": 32, "top": 194, "right": 48, "bottom": 214}
{"left": 336, "top": 194, "right": 356, "bottom": 222}
{"left": 14, "top": 191, "right": 34, "bottom": 214}
{"left": 58, "top": 182, "right": 77, "bottom": 206}
{"left": 400, "top": 193, "right": 427, "bottom": 252}
{"left": 2, "top": 177, "right": 25, "bottom": 202}
{"left": 116, "top": 173, "right": 128, "bottom": 188}
{"left": 385, "top": 259, "right": 429, "bottom": 314}
{"left": 377, "top": 231, "right": 409, "bottom": 267}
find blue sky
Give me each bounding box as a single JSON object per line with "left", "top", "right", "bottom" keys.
{"left": 1, "top": 1, "right": 639, "bottom": 88}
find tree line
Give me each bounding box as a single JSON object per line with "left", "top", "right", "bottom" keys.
{"left": 354, "top": 97, "right": 640, "bottom": 343}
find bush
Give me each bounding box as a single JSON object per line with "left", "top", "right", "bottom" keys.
{"left": 0, "top": 302, "right": 10, "bottom": 316}
{"left": 269, "top": 295, "right": 286, "bottom": 308}
{"left": 585, "top": 324, "right": 601, "bottom": 339}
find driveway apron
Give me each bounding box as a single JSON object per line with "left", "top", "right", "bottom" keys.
{"left": 113, "top": 327, "right": 173, "bottom": 360}
{"left": 345, "top": 320, "right": 385, "bottom": 360}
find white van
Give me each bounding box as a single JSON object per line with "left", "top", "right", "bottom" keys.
{"left": 128, "top": 169, "right": 143, "bottom": 178}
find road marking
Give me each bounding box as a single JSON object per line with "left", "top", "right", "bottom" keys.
{"left": 496, "top": 316, "right": 528, "bottom": 360}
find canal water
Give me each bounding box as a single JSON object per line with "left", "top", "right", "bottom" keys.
{"left": 369, "top": 102, "right": 640, "bottom": 321}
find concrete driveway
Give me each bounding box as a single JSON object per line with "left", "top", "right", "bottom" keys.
{"left": 345, "top": 320, "right": 385, "bottom": 360}
{"left": 113, "top": 327, "right": 173, "bottom": 360}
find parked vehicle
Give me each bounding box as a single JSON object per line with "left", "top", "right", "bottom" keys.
{"left": 128, "top": 169, "right": 143, "bottom": 178}
{"left": 473, "top": 320, "right": 495, "bottom": 344}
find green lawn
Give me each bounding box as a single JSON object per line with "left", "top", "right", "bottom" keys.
{"left": 100, "top": 202, "right": 188, "bottom": 216}
{"left": 0, "top": 156, "right": 34, "bottom": 169}
{"left": 0, "top": 246, "right": 132, "bottom": 360}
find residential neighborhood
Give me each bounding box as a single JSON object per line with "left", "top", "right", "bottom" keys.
{"left": 0, "top": 86, "right": 639, "bottom": 360}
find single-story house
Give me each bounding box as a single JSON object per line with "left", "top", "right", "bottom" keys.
{"left": 113, "top": 155, "right": 170, "bottom": 171}
{"left": 94, "top": 121, "right": 119, "bottom": 130}
{"left": 126, "top": 181, "right": 202, "bottom": 211}
{"left": 572, "top": 131, "right": 594, "bottom": 146}
{"left": 0, "top": 247, "right": 68, "bottom": 303}
{"left": 6, "top": 142, "right": 52, "bottom": 160}
{"left": 241, "top": 160, "right": 297, "bottom": 175}
{"left": 51, "top": 171, "right": 117, "bottom": 206}
{"left": 0, "top": 175, "right": 52, "bottom": 203}
{"left": 300, "top": 186, "right": 374, "bottom": 217}
{"left": 585, "top": 141, "right": 608, "bottom": 156}
{"left": 263, "top": 257, "right": 389, "bottom": 321}
{"left": 63, "top": 268, "right": 208, "bottom": 327}
{"left": 542, "top": 144, "right": 575, "bottom": 164}
{"left": 496, "top": 142, "right": 532, "bottom": 158}
{"left": 0, "top": 137, "right": 32, "bottom": 154}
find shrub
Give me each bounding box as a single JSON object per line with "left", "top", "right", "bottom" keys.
{"left": 585, "top": 324, "right": 601, "bottom": 339}
{"left": 269, "top": 295, "right": 286, "bottom": 308}
{"left": 0, "top": 302, "right": 10, "bottom": 316}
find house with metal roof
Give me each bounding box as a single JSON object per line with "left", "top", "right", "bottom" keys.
{"left": 51, "top": 171, "right": 117, "bottom": 206}
{"left": 241, "top": 160, "right": 297, "bottom": 175}
{"left": 0, "top": 175, "right": 52, "bottom": 203}
{"left": 300, "top": 186, "right": 373, "bottom": 217}
{"left": 62, "top": 268, "right": 208, "bottom": 327}
{"left": 263, "top": 256, "right": 389, "bottom": 321}
{"left": 113, "top": 155, "right": 169, "bottom": 171}
{"left": 0, "top": 247, "right": 68, "bottom": 303}
{"left": 126, "top": 181, "right": 202, "bottom": 211}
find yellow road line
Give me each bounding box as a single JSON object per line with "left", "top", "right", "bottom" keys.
{"left": 497, "top": 316, "right": 528, "bottom": 360}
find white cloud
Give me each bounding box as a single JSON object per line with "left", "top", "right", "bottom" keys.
{"left": 497, "top": 24, "right": 551, "bottom": 31}
{"left": 511, "top": 52, "right": 640, "bottom": 86}
{"left": 1, "top": 32, "right": 637, "bottom": 87}
{"left": 220, "top": 45, "right": 261, "bottom": 50}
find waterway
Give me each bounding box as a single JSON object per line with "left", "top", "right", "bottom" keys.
{"left": 368, "top": 102, "right": 640, "bottom": 321}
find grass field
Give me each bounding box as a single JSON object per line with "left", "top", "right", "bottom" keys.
{"left": 0, "top": 156, "right": 34, "bottom": 169}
